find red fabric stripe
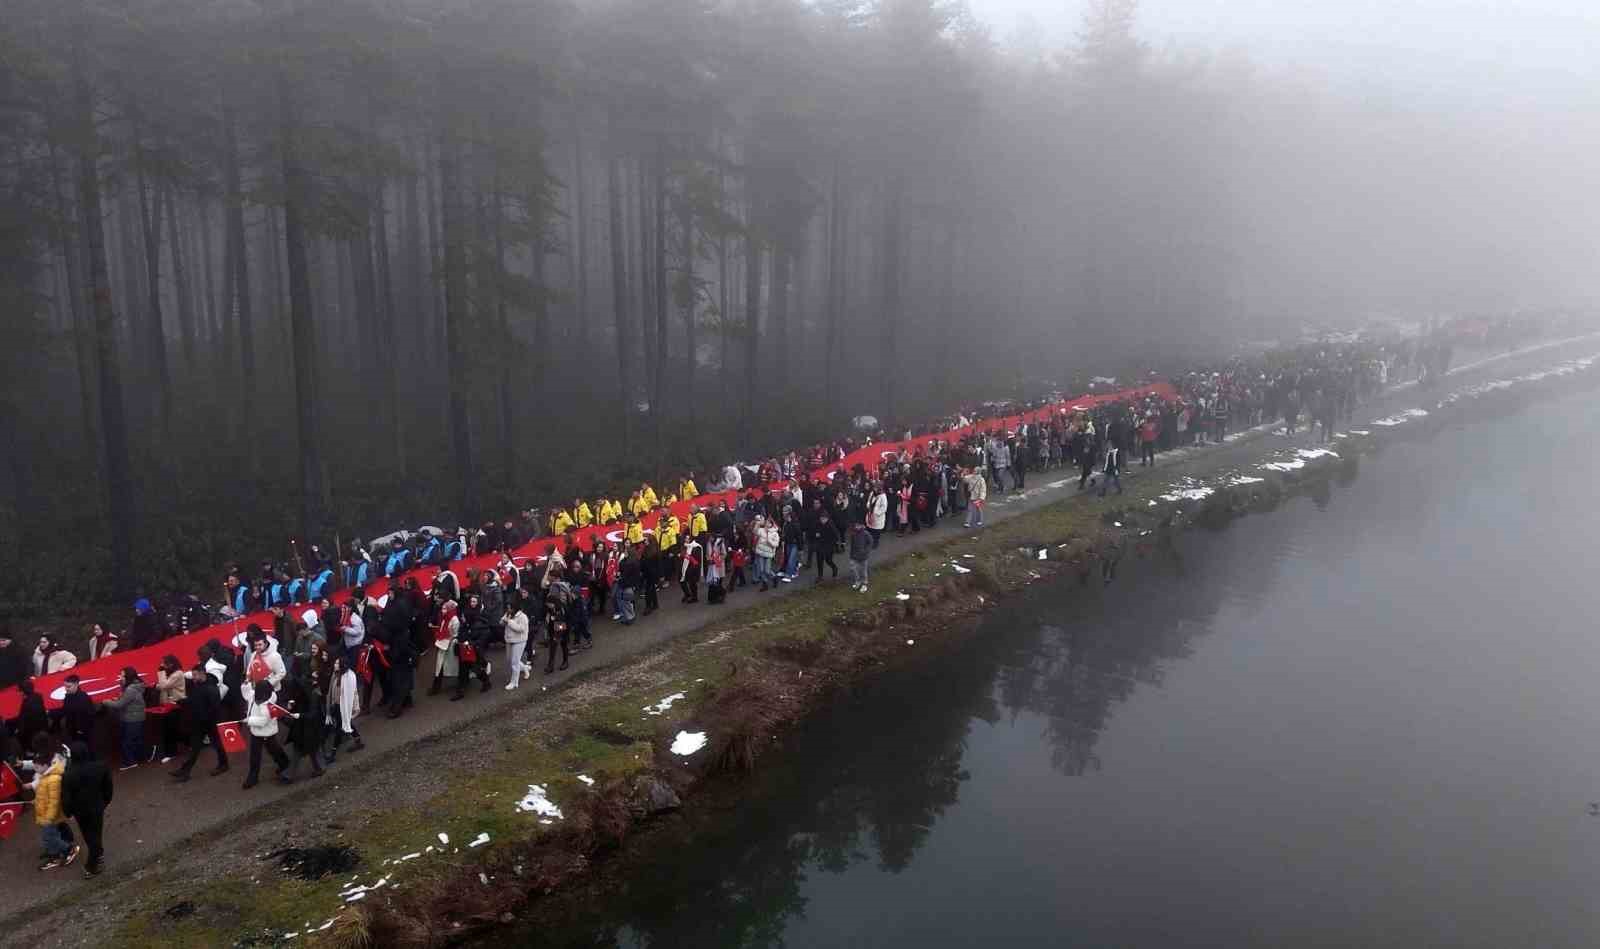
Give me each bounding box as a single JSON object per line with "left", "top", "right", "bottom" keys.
{"left": 0, "top": 382, "right": 1170, "bottom": 720}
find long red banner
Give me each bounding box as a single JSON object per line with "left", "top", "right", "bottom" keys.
{"left": 0, "top": 382, "right": 1172, "bottom": 721}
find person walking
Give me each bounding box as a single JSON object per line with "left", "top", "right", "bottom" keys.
{"left": 848, "top": 521, "right": 873, "bottom": 593}
{"left": 1099, "top": 443, "right": 1124, "bottom": 497}
{"left": 169, "top": 664, "right": 228, "bottom": 782}
{"left": 100, "top": 667, "right": 147, "bottom": 772}
{"left": 866, "top": 482, "right": 888, "bottom": 548}
{"left": 503, "top": 602, "right": 531, "bottom": 690}
{"left": 451, "top": 595, "right": 493, "bottom": 700}
{"left": 1139, "top": 414, "right": 1159, "bottom": 467}
{"left": 543, "top": 583, "right": 575, "bottom": 674}
{"left": 32, "top": 746, "right": 78, "bottom": 871}
{"left": 616, "top": 547, "right": 641, "bottom": 623}
{"left": 325, "top": 655, "right": 363, "bottom": 761}
{"left": 963, "top": 467, "right": 987, "bottom": 528}
{"left": 281, "top": 671, "right": 326, "bottom": 780}
{"left": 753, "top": 517, "right": 779, "bottom": 591}
{"left": 63, "top": 741, "right": 112, "bottom": 877}
{"left": 240, "top": 681, "right": 292, "bottom": 789}
{"left": 813, "top": 514, "right": 840, "bottom": 584}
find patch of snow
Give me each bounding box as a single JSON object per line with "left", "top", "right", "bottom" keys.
{"left": 1229, "top": 476, "right": 1265, "bottom": 485}
{"left": 576, "top": 774, "right": 596, "bottom": 787}
{"left": 516, "top": 784, "right": 564, "bottom": 820}
{"left": 1160, "top": 486, "right": 1214, "bottom": 502}
{"left": 895, "top": 592, "right": 911, "bottom": 601}
{"left": 643, "top": 692, "right": 687, "bottom": 716}
{"left": 1037, "top": 549, "right": 1048, "bottom": 560}
{"left": 437, "top": 832, "right": 449, "bottom": 845}
{"left": 1373, "top": 408, "right": 1429, "bottom": 427}
{"left": 671, "top": 731, "right": 708, "bottom": 756}
{"left": 468, "top": 832, "right": 491, "bottom": 848}
{"left": 950, "top": 563, "right": 972, "bottom": 574}
{"left": 1296, "top": 448, "right": 1339, "bottom": 460}
{"left": 906, "top": 639, "right": 915, "bottom": 646}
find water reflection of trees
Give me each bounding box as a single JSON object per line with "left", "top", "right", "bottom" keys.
{"left": 530, "top": 510, "right": 1313, "bottom": 948}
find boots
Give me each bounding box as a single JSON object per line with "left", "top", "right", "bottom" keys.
{"left": 427, "top": 674, "right": 443, "bottom": 696}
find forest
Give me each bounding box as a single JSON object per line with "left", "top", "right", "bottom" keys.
{"left": 0, "top": 0, "right": 1592, "bottom": 621}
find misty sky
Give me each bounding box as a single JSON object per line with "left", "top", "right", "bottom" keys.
{"left": 974, "top": 0, "right": 1600, "bottom": 107}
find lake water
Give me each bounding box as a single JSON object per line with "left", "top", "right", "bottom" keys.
{"left": 530, "top": 384, "right": 1600, "bottom": 949}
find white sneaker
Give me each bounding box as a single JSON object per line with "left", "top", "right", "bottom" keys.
{"left": 504, "top": 681, "right": 518, "bottom": 691}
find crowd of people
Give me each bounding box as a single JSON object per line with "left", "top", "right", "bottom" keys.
{"left": 0, "top": 331, "right": 1465, "bottom": 878}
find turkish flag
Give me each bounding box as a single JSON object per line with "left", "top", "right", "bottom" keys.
{"left": 0, "top": 762, "right": 19, "bottom": 799}
{"left": 0, "top": 801, "right": 25, "bottom": 841}
{"left": 216, "top": 721, "right": 248, "bottom": 754}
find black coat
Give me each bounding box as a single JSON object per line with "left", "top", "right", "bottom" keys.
{"left": 18, "top": 693, "right": 48, "bottom": 744}
{"left": 284, "top": 684, "right": 326, "bottom": 753}
{"left": 619, "top": 556, "right": 643, "bottom": 590}
{"left": 62, "top": 754, "right": 113, "bottom": 819}
{"left": 59, "top": 690, "right": 96, "bottom": 741}
{"left": 183, "top": 674, "right": 223, "bottom": 731}
{"left": 0, "top": 646, "right": 27, "bottom": 690}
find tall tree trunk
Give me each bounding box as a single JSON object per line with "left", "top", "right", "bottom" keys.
{"left": 636, "top": 159, "right": 655, "bottom": 396}
{"left": 879, "top": 174, "right": 904, "bottom": 422}
{"left": 571, "top": 110, "right": 589, "bottom": 355}
{"left": 529, "top": 187, "right": 551, "bottom": 402}
{"left": 71, "top": 30, "right": 135, "bottom": 602}
{"left": 606, "top": 117, "right": 633, "bottom": 453}
{"left": 492, "top": 173, "right": 514, "bottom": 483}
{"left": 936, "top": 221, "right": 956, "bottom": 398}
{"left": 47, "top": 140, "right": 99, "bottom": 456}
{"left": 115, "top": 188, "right": 142, "bottom": 379}
{"left": 425, "top": 134, "right": 446, "bottom": 381}
{"left": 163, "top": 185, "right": 197, "bottom": 366}
{"left": 402, "top": 152, "right": 424, "bottom": 378}
{"left": 372, "top": 175, "right": 406, "bottom": 477}
{"left": 651, "top": 140, "right": 668, "bottom": 476}
{"left": 439, "top": 110, "right": 477, "bottom": 518}
{"left": 824, "top": 160, "right": 843, "bottom": 420}
{"left": 223, "top": 105, "right": 256, "bottom": 452}
{"left": 716, "top": 134, "right": 731, "bottom": 402}
{"left": 742, "top": 218, "right": 762, "bottom": 446}
{"left": 678, "top": 186, "right": 697, "bottom": 431}
{"left": 133, "top": 132, "right": 172, "bottom": 432}
{"left": 279, "top": 67, "right": 325, "bottom": 538}
{"left": 265, "top": 206, "right": 286, "bottom": 343}
{"left": 772, "top": 245, "right": 790, "bottom": 407}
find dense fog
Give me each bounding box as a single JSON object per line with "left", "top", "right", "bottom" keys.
{"left": 0, "top": 0, "right": 1593, "bottom": 615}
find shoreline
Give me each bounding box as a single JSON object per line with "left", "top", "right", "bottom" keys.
{"left": 6, "top": 338, "right": 1598, "bottom": 948}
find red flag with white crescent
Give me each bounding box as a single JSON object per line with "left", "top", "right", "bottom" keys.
{"left": 216, "top": 720, "right": 248, "bottom": 754}
{"left": 0, "top": 801, "right": 25, "bottom": 841}
{"left": 0, "top": 762, "right": 19, "bottom": 799}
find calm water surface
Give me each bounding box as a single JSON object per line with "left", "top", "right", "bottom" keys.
{"left": 532, "top": 387, "right": 1600, "bottom": 949}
